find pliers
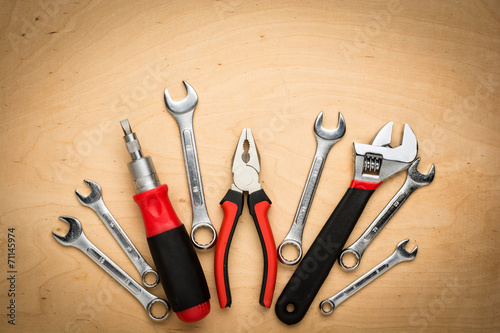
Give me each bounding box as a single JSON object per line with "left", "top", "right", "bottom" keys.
{"left": 214, "top": 128, "right": 277, "bottom": 309}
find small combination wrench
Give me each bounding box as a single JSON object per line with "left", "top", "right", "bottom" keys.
{"left": 76, "top": 180, "right": 159, "bottom": 288}
{"left": 320, "top": 239, "right": 417, "bottom": 314}
{"left": 164, "top": 81, "right": 217, "bottom": 250}
{"left": 53, "top": 216, "right": 170, "bottom": 321}
{"left": 278, "top": 112, "right": 346, "bottom": 265}
{"left": 339, "top": 158, "right": 434, "bottom": 270}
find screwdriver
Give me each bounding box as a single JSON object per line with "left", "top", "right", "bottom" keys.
{"left": 119, "top": 119, "right": 210, "bottom": 322}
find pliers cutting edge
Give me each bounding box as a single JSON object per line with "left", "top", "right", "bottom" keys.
{"left": 214, "top": 128, "right": 277, "bottom": 308}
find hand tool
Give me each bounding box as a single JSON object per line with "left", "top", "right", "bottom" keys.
{"left": 75, "top": 179, "right": 159, "bottom": 288}
{"left": 275, "top": 122, "right": 418, "bottom": 325}
{"left": 320, "top": 239, "right": 417, "bottom": 314}
{"left": 339, "top": 158, "right": 434, "bottom": 270}
{"left": 164, "top": 81, "right": 217, "bottom": 250}
{"left": 52, "top": 216, "right": 170, "bottom": 321}
{"left": 278, "top": 112, "right": 346, "bottom": 265}
{"left": 120, "top": 119, "right": 210, "bottom": 323}
{"left": 214, "top": 128, "right": 277, "bottom": 308}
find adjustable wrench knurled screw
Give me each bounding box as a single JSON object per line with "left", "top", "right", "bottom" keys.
{"left": 278, "top": 112, "right": 346, "bottom": 265}
{"left": 339, "top": 158, "right": 434, "bottom": 270}
{"left": 52, "top": 216, "right": 170, "bottom": 321}
{"left": 164, "top": 81, "right": 217, "bottom": 250}
{"left": 76, "top": 180, "right": 159, "bottom": 288}
{"left": 320, "top": 239, "right": 417, "bottom": 314}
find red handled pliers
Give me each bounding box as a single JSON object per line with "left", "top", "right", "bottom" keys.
{"left": 214, "top": 128, "right": 277, "bottom": 308}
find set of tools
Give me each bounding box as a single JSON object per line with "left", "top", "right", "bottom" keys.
{"left": 52, "top": 81, "right": 435, "bottom": 325}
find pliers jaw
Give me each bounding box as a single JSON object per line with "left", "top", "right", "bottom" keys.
{"left": 231, "top": 128, "right": 262, "bottom": 194}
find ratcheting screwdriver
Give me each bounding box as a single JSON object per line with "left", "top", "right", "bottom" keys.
{"left": 119, "top": 119, "right": 210, "bottom": 323}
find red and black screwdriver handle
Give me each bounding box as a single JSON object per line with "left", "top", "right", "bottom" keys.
{"left": 134, "top": 184, "right": 211, "bottom": 323}
{"left": 215, "top": 189, "right": 277, "bottom": 308}
{"left": 275, "top": 180, "right": 381, "bottom": 325}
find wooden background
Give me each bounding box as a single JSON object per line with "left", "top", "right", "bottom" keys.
{"left": 0, "top": 0, "right": 498, "bottom": 332}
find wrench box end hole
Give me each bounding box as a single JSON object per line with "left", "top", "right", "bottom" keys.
{"left": 194, "top": 227, "right": 213, "bottom": 246}
{"left": 281, "top": 244, "right": 300, "bottom": 262}
{"left": 150, "top": 301, "right": 168, "bottom": 319}
{"left": 341, "top": 252, "right": 358, "bottom": 268}
{"left": 286, "top": 303, "right": 295, "bottom": 313}
{"left": 144, "top": 272, "right": 158, "bottom": 286}
{"left": 321, "top": 302, "right": 333, "bottom": 313}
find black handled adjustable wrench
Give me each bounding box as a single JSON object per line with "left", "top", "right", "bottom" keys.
{"left": 275, "top": 122, "right": 418, "bottom": 325}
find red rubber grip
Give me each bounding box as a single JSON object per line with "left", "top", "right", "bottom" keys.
{"left": 214, "top": 200, "right": 241, "bottom": 308}
{"left": 176, "top": 301, "right": 211, "bottom": 323}
{"left": 252, "top": 200, "right": 277, "bottom": 308}
{"left": 133, "top": 184, "right": 181, "bottom": 238}
{"left": 350, "top": 179, "right": 382, "bottom": 190}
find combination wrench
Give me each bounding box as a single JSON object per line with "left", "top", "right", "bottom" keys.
{"left": 76, "top": 180, "right": 159, "bottom": 288}
{"left": 278, "top": 112, "right": 346, "bottom": 265}
{"left": 164, "top": 81, "right": 217, "bottom": 250}
{"left": 339, "top": 158, "right": 434, "bottom": 270}
{"left": 52, "top": 216, "right": 170, "bottom": 321}
{"left": 320, "top": 239, "right": 417, "bottom": 314}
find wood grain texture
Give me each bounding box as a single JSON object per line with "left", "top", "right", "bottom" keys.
{"left": 0, "top": 0, "right": 498, "bottom": 331}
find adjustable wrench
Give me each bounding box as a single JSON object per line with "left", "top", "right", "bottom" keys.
{"left": 52, "top": 216, "right": 170, "bottom": 321}
{"left": 278, "top": 112, "right": 346, "bottom": 265}
{"left": 76, "top": 180, "right": 159, "bottom": 288}
{"left": 339, "top": 158, "right": 434, "bottom": 270}
{"left": 164, "top": 81, "right": 217, "bottom": 250}
{"left": 276, "top": 122, "right": 418, "bottom": 325}
{"left": 320, "top": 239, "right": 417, "bottom": 314}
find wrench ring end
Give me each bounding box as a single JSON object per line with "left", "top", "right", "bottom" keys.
{"left": 277, "top": 240, "right": 303, "bottom": 265}
{"left": 146, "top": 298, "right": 170, "bottom": 321}
{"left": 141, "top": 269, "right": 160, "bottom": 288}
{"left": 191, "top": 223, "right": 217, "bottom": 250}
{"left": 339, "top": 249, "right": 360, "bottom": 271}
{"left": 319, "top": 300, "right": 335, "bottom": 315}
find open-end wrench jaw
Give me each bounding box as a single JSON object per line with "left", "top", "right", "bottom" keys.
{"left": 52, "top": 216, "right": 83, "bottom": 246}
{"left": 75, "top": 180, "right": 102, "bottom": 206}
{"left": 163, "top": 81, "right": 198, "bottom": 114}
{"left": 353, "top": 123, "right": 418, "bottom": 183}
{"left": 408, "top": 158, "right": 435, "bottom": 186}
{"left": 314, "top": 112, "right": 346, "bottom": 143}
{"left": 395, "top": 239, "right": 418, "bottom": 261}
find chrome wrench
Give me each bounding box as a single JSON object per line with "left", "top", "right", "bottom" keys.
{"left": 320, "top": 239, "right": 417, "bottom": 314}
{"left": 52, "top": 216, "right": 170, "bottom": 321}
{"left": 339, "top": 158, "right": 434, "bottom": 270}
{"left": 76, "top": 180, "right": 159, "bottom": 288}
{"left": 164, "top": 81, "right": 217, "bottom": 250}
{"left": 278, "top": 112, "right": 346, "bottom": 265}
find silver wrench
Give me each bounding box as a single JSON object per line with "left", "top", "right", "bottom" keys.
{"left": 320, "top": 239, "right": 417, "bottom": 314}
{"left": 52, "top": 216, "right": 170, "bottom": 321}
{"left": 339, "top": 158, "right": 434, "bottom": 270}
{"left": 76, "top": 180, "right": 159, "bottom": 288}
{"left": 164, "top": 81, "right": 217, "bottom": 250}
{"left": 278, "top": 112, "right": 346, "bottom": 265}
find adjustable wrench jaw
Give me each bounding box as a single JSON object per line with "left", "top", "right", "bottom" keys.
{"left": 353, "top": 123, "right": 418, "bottom": 184}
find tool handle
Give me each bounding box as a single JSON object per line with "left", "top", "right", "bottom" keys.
{"left": 248, "top": 189, "right": 277, "bottom": 308}
{"left": 214, "top": 189, "right": 244, "bottom": 308}
{"left": 275, "top": 184, "right": 376, "bottom": 325}
{"left": 134, "top": 184, "right": 211, "bottom": 323}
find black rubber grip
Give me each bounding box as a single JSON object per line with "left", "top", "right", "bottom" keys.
{"left": 147, "top": 224, "right": 210, "bottom": 312}
{"left": 275, "top": 187, "right": 375, "bottom": 325}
